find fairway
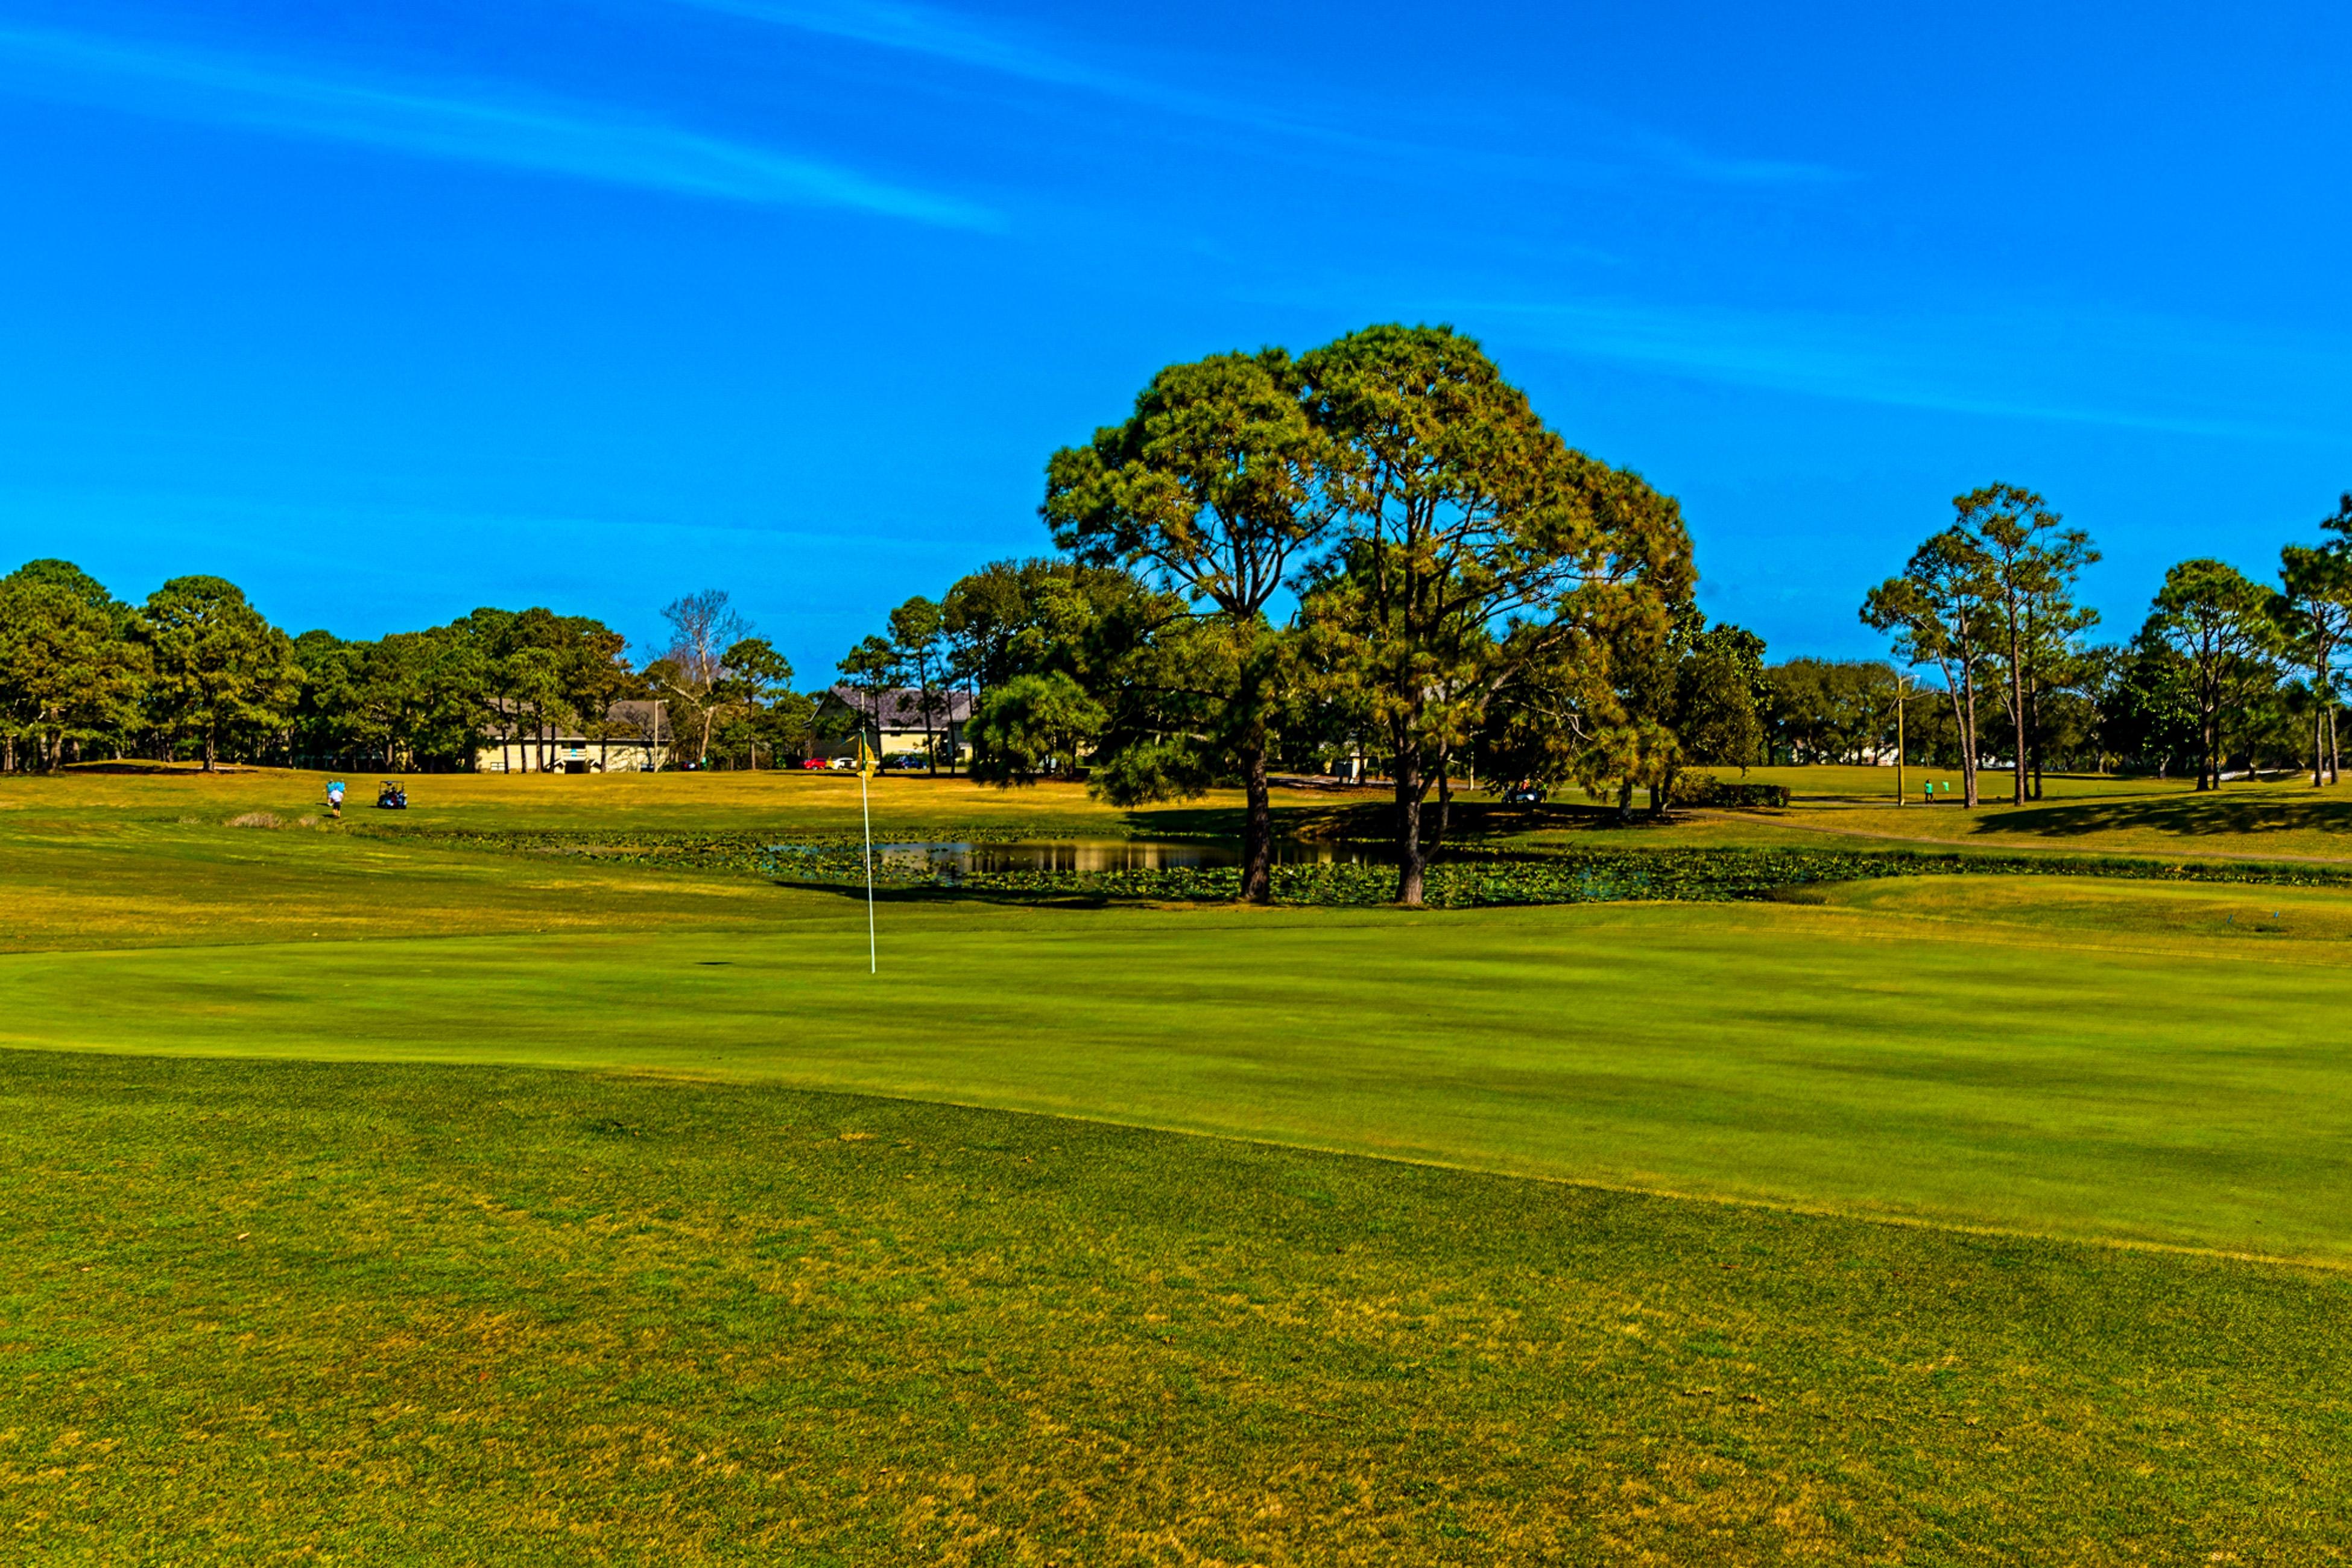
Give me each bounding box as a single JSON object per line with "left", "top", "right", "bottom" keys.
{"left": 8, "top": 770, "right": 2352, "bottom": 1560}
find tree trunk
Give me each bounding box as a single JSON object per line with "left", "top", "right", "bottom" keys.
{"left": 1393, "top": 745, "right": 1425, "bottom": 907}
{"left": 2330, "top": 704, "right": 2340, "bottom": 785}
{"left": 1240, "top": 742, "right": 1273, "bottom": 905}
{"left": 1958, "top": 669, "right": 1981, "bottom": 808}
{"left": 2009, "top": 638, "right": 2028, "bottom": 806}
{"left": 1615, "top": 777, "right": 1634, "bottom": 825}
{"left": 2027, "top": 679, "right": 2044, "bottom": 800}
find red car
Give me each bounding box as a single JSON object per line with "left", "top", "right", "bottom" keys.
{"left": 800, "top": 756, "right": 828, "bottom": 770}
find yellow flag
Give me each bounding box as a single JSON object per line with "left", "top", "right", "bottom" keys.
{"left": 855, "top": 734, "right": 877, "bottom": 776}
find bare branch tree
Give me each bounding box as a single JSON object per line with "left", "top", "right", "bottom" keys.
{"left": 659, "top": 589, "right": 750, "bottom": 765}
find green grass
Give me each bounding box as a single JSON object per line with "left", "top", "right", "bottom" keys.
{"left": 7, "top": 1051, "right": 2349, "bottom": 1565}
{"left": 8, "top": 767, "right": 2352, "bottom": 1557}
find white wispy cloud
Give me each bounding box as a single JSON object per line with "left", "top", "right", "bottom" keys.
{"left": 1400, "top": 294, "right": 2345, "bottom": 443}
{"left": 0, "top": 23, "right": 996, "bottom": 227}
{"left": 663, "top": 0, "right": 1845, "bottom": 188}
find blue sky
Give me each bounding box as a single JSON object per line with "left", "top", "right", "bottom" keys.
{"left": 1, "top": 0, "right": 2347, "bottom": 679}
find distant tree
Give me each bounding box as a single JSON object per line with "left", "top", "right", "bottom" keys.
{"left": 1862, "top": 529, "right": 1994, "bottom": 806}
{"left": 1297, "top": 324, "right": 1689, "bottom": 905}
{"left": 835, "top": 634, "right": 898, "bottom": 750}
{"left": 289, "top": 628, "right": 365, "bottom": 767}
{"left": 1764, "top": 658, "right": 1901, "bottom": 765}
{"left": 506, "top": 642, "right": 567, "bottom": 773}
{"left": 2147, "top": 558, "right": 2277, "bottom": 790}
{"left": 967, "top": 672, "right": 1106, "bottom": 785}
{"left": 717, "top": 636, "right": 794, "bottom": 769}
{"left": 0, "top": 561, "right": 144, "bottom": 771}
{"left": 1043, "top": 348, "right": 1332, "bottom": 901}
{"left": 560, "top": 618, "right": 636, "bottom": 772}
{"left": 1675, "top": 623, "right": 1768, "bottom": 773}
{"left": 941, "top": 561, "right": 1032, "bottom": 703}
{"left": 1959, "top": 484, "right": 2098, "bottom": 802}
{"left": 138, "top": 575, "right": 300, "bottom": 771}
{"left": 886, "top": 597, "right": 949, "bottom": 774}
{"left": 658, "top": 590, "right": 750, "bottom": 766}
{"left": 940, "top": 560, "right": 1164, "bottom": 776}
{"left": 2276, "top": 540, "right": 2352, "bottom": 786}
{"left": 1610, "top": 603, "right": 1768, "bottom": 814}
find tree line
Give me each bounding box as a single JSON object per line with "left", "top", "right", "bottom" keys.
{"left": 0, "top": 567, "right": 817, "bottom": 776}
{"left": 1860, "top": 485, "right": 2352, "bottom": 803}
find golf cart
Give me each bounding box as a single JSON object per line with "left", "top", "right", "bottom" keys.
{"left": 376, "top": 780, "right": 408, "bottom": 810}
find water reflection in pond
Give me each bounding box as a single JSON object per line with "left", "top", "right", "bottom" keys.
{"left": 856, "top": 839, "right": 1395, "bottom": 877}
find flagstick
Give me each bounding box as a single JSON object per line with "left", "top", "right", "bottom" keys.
{"left": 861, "top": 730, "right": 877, "bottom": 975}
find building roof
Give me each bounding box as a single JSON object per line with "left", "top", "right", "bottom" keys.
{"left": 823, "top": 686, "right": 974, "bottom": 730}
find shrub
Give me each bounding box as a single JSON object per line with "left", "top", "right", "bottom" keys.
{"left": 226, "top": 811, "right": 283, "bottom": 829}
{"left": 1671, "top": 774, "right": 1791, "bottom": 809}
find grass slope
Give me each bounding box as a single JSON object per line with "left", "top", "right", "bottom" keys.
{"left": 5, "top": 1052, "right": 2347, "bottom": 1566}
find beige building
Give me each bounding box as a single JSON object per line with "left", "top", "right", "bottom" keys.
{"left": 814, "top": 686, "right": 974, "bottom": 763}
{"left": 475, "top": 699, "right": 671, "bottom": 774}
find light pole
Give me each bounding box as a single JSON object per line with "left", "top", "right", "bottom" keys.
{"left": 1892, "top": 673, "right": 1915, "bottom": 805}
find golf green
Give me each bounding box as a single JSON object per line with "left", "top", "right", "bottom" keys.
{"left": 7, "top": 887, "right": 2348, "bottom": 1259}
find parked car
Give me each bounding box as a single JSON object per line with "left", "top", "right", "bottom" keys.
{"left": 826, "top": 756, "right": 858, "bottom": 770}
{"left": 883, "top": 754, "right": 928, "bottom": 771}
{"left": 800, "top": 756, "right": 828, "bottom": 770}
{"left": 1502, "top": 783, "right": 1546, "bottom": 806}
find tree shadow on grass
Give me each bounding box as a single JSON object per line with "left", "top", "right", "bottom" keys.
{"left": 1973, "top": 792, "right": 2352, "bottom": 840}
{"left": 773, "top": 880, "right": 1123, "bottom": 910}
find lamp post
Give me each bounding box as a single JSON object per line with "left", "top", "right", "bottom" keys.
{"left": 1893, "top": 673, "right": 1915, "bottom": 805}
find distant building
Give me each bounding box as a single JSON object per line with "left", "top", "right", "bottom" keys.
{"left": 475, "top": 698, "right": 670, "bottom": 774}
{"left": 814, "top": 686, "right": 974, "bottom": 762}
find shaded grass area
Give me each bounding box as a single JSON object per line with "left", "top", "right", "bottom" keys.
{"left": 11, "top": 894, "right": 2352, "bottom": 1260}
{"left": 1688, "top": 767, "right": 2352, "bottom": 862}
{"left": 5, "top": 1051, "right": 2347, "bottom": 1565}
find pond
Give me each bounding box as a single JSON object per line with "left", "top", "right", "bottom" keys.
{"left": 771, "top": 837, "right": 1398, "bottom": 878}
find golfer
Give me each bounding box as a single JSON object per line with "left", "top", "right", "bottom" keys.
{"left": 326, "top": 779, "right": 346, "bottom": 818}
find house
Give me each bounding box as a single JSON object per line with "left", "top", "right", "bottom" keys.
{"left": 474, "top": 698, "right": 671, "bottom": 774}
{"left": 814, "top": 686, "right": 974, "bottom": 762}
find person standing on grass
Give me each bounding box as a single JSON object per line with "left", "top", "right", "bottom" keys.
{"left": 326, "top": 779, "right": 344, "bottom": 818}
